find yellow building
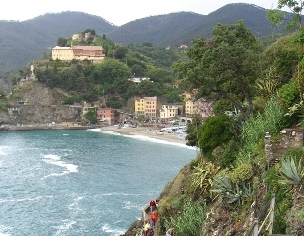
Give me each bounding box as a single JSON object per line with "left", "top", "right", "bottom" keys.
{"left": 182, "top": 92, "right": 192, "bottom": 101}
{"left": 52, "top": 46, "right": 105, "bottom": 62}
{"left": 185, "top": 99, "right": 199, "bottom": 116}
{"left": 134, "top": 97, "right": 157, "bottom": 120}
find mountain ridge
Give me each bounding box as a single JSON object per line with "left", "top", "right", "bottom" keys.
{"left": 0, "top": 3, "right": 291, "bottom": 71}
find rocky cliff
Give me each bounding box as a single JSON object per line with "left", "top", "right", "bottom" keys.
{"left": 1, "top": 80, "right": 82, "bottom": 125}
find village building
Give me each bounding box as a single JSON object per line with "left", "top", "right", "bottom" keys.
{"left": 159, "top": 104, "right": 179, "bottom": 120}
{"left": 97, "top": 107, "right": 115, "bottom": 124}
{"left": 128, "top": 77, "right": 151, "bottom": 83}
{"left": 52, "top": 45, "right": 105, "bottom": 62}
{"left": 185, "top": 99, "right": 199, "bottom": 116}
{"left": 134, "top": 96, "right": 157, "bottom": 120}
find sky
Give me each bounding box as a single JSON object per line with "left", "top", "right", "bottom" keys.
{"left": 1, "top": 0, "right": 283, "bottom": 26}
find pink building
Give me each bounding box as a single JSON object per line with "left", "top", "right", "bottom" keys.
{"left": 97, "top": 107, "right": 115, "bottom": 124}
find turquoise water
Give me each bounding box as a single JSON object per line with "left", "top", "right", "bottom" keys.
{"left": 0, "top": 129, "right": 196, "bottom": 236}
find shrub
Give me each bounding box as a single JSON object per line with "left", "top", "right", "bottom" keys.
{"left": 229, "top": 164, "right": 254, "bottom": 184}
{"left": 62, "top": 96, "right": 74, "bottom": 105}
{"left": 198, "top": 114, "right": 234, "bottom": 159}
{"left": 279, "top": 80, "right": 300, "bottom": 111}
{"left": 218, "top": 139, "right": 240, "bottom": 168}
{"left": 190, "top": 161, "right": 220, "bottom": 199}
{"left": 164, "top": 198, "right": 207, "bottom": 236}
{"left": 237, "top": 96, "right": 285, "bottom": 163}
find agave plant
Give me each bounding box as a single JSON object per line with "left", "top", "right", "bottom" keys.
{"left": 211, "top": 175, "right": 253, "bottom": 205}
{"left": 285, "top": 100, "right": 304, "bottom": 118}
{"left": 190, "top": 162, "right": 220, "bottom": 197}
{"left": 211, "top": 175, "right": 233, "bottom": 202}
{"left": 278, "top": 157, "right": 304, "bottom": 189}
{"left": 255, "top": 67, "right": 279, "bottom": 98}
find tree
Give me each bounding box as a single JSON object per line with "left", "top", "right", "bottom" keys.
{"left": 131, "top": 64, "right": 145, "bottom": 76}
{"left": 114, "top": 46, "right": 128, "bottom": 59}
{"left": 137, "top": 80, "right": 157, "bottom": 96}
{"left": 142, "top": 42, "right": 153, "bottom": 47}
{"left": 84, "top": 110, "right": 97, "bottom": 124}
{"left": 57, "top": 36, "right": 68, "bottom": 46}
{"left": 185, "top": 114, "right": 202, "bottom": 147}
{"left": 198, "top": 115, "right": 234, "bottom": 159}
{"left": 173, "top": 21, "right": 263, "bottom": 119}
{"left": 94, "top": 59, "right": 130, "bottom": 83}
{"left": 279, "top": 0, "right": 303, "bottom": 29}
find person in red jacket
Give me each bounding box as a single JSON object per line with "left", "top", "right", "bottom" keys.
{"left": 149, "top": 199, "right": 156, "bottom": 212}
{"left": 149, "top": 211, "right": 159, "bottom": 227}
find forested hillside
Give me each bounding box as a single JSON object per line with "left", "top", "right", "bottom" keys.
{"left": 122, "top": 16, "right": 304, "bottom": 236}
{"left": 1, "top": 2, "right": 304, "bottom": 234}
{"left": 108, "top": 3, "right": 291, "bottom": 46}
{"left": 4, "top": 32, "right": 187, "bottom": 117}
{"left": 0, "top": 3, "right": 293, "bottom": 72}
{"left": 0, "top": 12, "right": 116, "bottom": 71}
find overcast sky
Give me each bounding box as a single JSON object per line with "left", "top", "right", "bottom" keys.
{"left": 1, "top": 0, "right": 283, "bottom": 26}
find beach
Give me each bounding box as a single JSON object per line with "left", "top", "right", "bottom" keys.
{"left": 0, "top": 123, "right": 188, "bottom": 145}
{"left": 100, "top": 125, "right": 187, "bottom": 145}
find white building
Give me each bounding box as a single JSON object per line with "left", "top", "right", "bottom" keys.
{"left": 160, "top": 104, "right": 179, "bottom": 120}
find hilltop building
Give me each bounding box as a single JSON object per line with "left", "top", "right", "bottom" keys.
{"left": 128, "top": 77, "right": 151, "bottom": 83}
{"left": 52, "top": 46, "right": 105, "bottom": 62}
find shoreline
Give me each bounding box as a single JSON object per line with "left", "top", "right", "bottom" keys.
{"left": 100, "top": 125, "right": 188, "bottom": 145}
{"left": 0, "top": 124, "right": 104, "bottom": 131}
{"left": 0, "top": 124, "right": 188, "bottom": 146}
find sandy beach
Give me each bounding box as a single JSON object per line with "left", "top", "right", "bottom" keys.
{"left": 100, "top": 125, "right": 187, "bottom": 145}
{"left": 0, "top": 123, "right": 188, "bottom": 146}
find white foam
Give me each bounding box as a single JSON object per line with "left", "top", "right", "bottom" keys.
{"left": 101, "top": 224, "right": 125, "bottom": 236}
{"left": 0, "top": 224, "right": 12, "bottom": 236}
{"left": 102, "top": 131, "right": 196, "bottom": 150}
{"left": 68, "top": 196, "right": 84, "bottom": 209}
{"left": 0, "top": 146, "right": 10, "bottom": 156}
{"left": 43, "top": 154, "right": 61, "bottom": 161}
{"left": 98, "top": 192, "right": 140, "bottom": 196}
{"left": 123, "top": 200, "right": 142, "bottom": 210}
{"left": 0, "top": 195, "right": 53, "bottom": 203}
{"left": 87, "top": 128, "right": 103, "bottom": 132}
{"left": 99, "top": 130, "right": 121, "bottom": 136}
{"left": 42, "top": 154, "right": 78, "bottom": 179}
{"left": 55, "top": 219, "right": 76, "bottom": 236}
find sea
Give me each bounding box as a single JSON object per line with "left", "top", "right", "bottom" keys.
{"left": 0, "top": 129, "right": 197, "bottom": 236}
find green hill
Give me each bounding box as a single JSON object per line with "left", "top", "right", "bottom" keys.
{"left": 0, "top": 3, "right": 293, "bottom": 72}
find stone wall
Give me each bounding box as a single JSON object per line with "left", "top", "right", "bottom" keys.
{"left": 280, "top": 128, "right": 304, "bottom": 149}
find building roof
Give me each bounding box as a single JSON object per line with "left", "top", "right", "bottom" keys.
{"left": 52, "top": 46, "right": 103, "bottom": 50}
{"left": 52, "top": 46, "right": 71, "bottom": 50}
{"left": 144, "top": 96, "right": 157, "bottom": 100}
{"left": 72, "top": 46, "right": 103, "bottom": 50}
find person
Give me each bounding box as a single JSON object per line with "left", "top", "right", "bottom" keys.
{"left": 166, "top": 228, "right": 174, "bottom": 236}
{"left": 146, "top": 228, "right": 154, "bottom": 236}
{"left": 149, "top": 199, "right": 156, "bottom": 212}
{"left": 149, "top": 211, "right": 159, "bottom": 227}
{"left": 155, "top": 198, "right": 159, "bottom": 208}
{"left": 143, "top": 220, "right": 150, "bottom": 236}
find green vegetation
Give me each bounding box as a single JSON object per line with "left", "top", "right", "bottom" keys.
{"left": 3, "top": 5, "right": 304, "bottom": 234}
{"left": 155, "top": 15, "right": 304, "bottom": 235}
{"left": 163, "top": 198, "right": 207, "bottom": 236}
{"left": 24, "top": 36, "right": 185, "bottom": 110}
